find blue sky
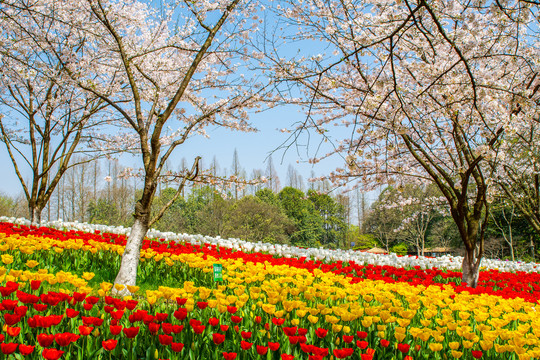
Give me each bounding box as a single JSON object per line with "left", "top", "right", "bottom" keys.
{"left": 0, "top": 103, "right": 373, "bottom": 200}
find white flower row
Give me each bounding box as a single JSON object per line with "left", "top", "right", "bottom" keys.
{"left": 1, "top": 216, "right": 539, "bottom": 274}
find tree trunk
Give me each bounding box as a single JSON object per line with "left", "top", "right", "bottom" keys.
{"left": 462, "top": 247, "right": 480, "bottom": 288}
{"left": 113, "top": 212, "right": 149, "bottom": 288}
{"left": 29, "top": 205, "right": 42, "bottom": 225}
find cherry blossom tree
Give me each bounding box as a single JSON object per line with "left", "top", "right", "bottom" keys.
{"left": 35, "top": 0, "right": 270, "bottom": 288}
{"left": 492, "top": 120, "right": 540, "bottom": 239}
{"left": 0, "top": 1, "right": 109, "bottom": 224}
{"left": 382, "top": 185, "right": 446, "bottom": 256}
{"left": 269, "top": 0, "right": 539, "bottom": 286}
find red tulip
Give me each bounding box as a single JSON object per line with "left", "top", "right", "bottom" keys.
{"left": 397, "top": 343, "right": 410, "bottom": 354}
{"left": 380, "top": 339, "right": 390, "bottom": 348}
{"left": 241, "top": 340, "right": 253, "bottom": 350}
{"left": 256, "top": 345, "right": 268, "bottom": 355}
{"left": 300, "top": 344, "right": 314, "bottom": 354}
{"left": 472, "top": 350, "right": 483, "bottom": 359}
{"left": 172, "top": 325, "right": 184, "bottom": 334}
{"left": 30, "top": 280, "right": 42, "bottom": 290}
{"left": 211, "top": 333, "right": 225, "bottom": 345}
{"left": 111, "top": 310, "right": 124, "bottom": 320}
{"left": 192, "top": 325, "right": 206, "bottom": 334}
{"left": 227, "top": 306, "right": 237, "bottom": 314}
{"left": 14, "top": 305, "right": 28, "bottom": 317}
{"left": 55, "top": 333, "right": 78, "bottom": 347}
{"left": 313, "top": 347, "right": 329, "bottom": 357}
{"left": 222, "top": 352, "right": 237, "bottom": 360}
{"left": 209, "top": 317, "right": 220, "bottom": 326}
{"left": 33, "top": 303, "right": 48, "bottom": 312}
{"left": 162, "top": 322, "right": 173, "bottom": 334}
{"left": 289, "top": 336, "right": 299, "bottom": 345}
{"left": 231, "top": 315, "right": 242, "bottom": 324}
{"left": 281, "top": 354, "right": 294, "bottom": 360}
{"left": 1, "top": 343, "right": 17, "bottom": 355}
{"left": 283, "top": 327, "right": 298, "bottom": 336}
{"left": 357, "top": 331, "right": 368, "bottom": 339}
{"left": 66, "top": 309, "right": 79, "bottom": 318}
{"left": 357, "top": 340, "right": 368, "bottom": 349}
{"left": 148, "top": 322, "right": 160, "bottom": 335}
{"left": 220, "top": 325, "right": 229, "bottom": 332}
{"left": 268, "top": 342, "right": 280, "bottom": 351}
{"left": 1, "top": 299, "right": 18, "bottom": 311}
{"left": 79, "top": 326, "right": 93, "bottom": 336}
{"left": 102, "top": 339, "right": 118, "bottom": 351}
{"left": 72, "top": 292, "right": 86, "bottom": 303}
{"left": 240, "top": 331, "right": 252, "bottom": 339}
{"left": 19, "top": 344, "right": 35, "bottom": 355}
{"left": 110, "top": 325, "right": 122, "bottom": 335}
{"left": 3, "top": 313, "right": 21, "bottom": 326}
{"left": 315, "top": 328, "right": 328, "bottom": 338}
{"left": 123, "top": 326, "right": 140, "bottom": 339}
{"left": 42, "top": 348, "right": 65, "bottom": 360}
{"left": 6, "top": 326, "right": 20, "bottom": 337}
{"left": 37, "top": 334, "right": 55, "bottom": 347}
{"left": 272, "top": 318, "right": 285, "bottom": 326}
{"left": 343, "top": 335, "right": 354, "bottom": 344}
{"left": 171, "top": 342, "right": 184, "bottom": 353}
{"left": 173, "top": 308, "right": 187, "bottom": 321}
{"left": 156, "top": 312, "right": 168, "bottom": 322}
{"left": 333, "top": 348, "right": 354, "bottom": 359}
{"left": 196, "top": 301, "right": 208, "bottom": 309}
{"left": 126, "top": 300, "right": 138, "bottom": 310}
{"left": 176, "top": 297, "right": 187, "bottom": 305}
{"left": 143, "top": 314, "right": 155, "bottom": 324}
{"left": 159, "top": 334, "right": 173, "bottom": 346}
{"left": 254, "top": 316, "right": 262, "bottom": 324}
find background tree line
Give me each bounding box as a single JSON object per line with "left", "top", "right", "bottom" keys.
{"left": 362, "top": 184, "right": 538, "bottom": 262}
{"left": 1, "top": 153, "right": 535, "bottom": 262}
{"left": 0, "top": 153, "right": 368, "bottom": 250}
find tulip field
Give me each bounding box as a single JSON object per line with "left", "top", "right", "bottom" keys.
{"left": 0, "top": 219, "right": 539, "bottom": 359}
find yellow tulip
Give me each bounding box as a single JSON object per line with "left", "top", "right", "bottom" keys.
{"left": 429, "top": 343, "right": 443, "bottom": 352}
{"left": 82, "top": 272, "right": 95, "bottom": 281}
{"left": 25, "top": 260, "right": 39, "bottom": 268}
{"left": 361, "top": 317, "right": 373, "bottom": 328}
{"left": 1, "top": 254, "right": 13, "bottom": 265}
{"left": 480, "top": 340, "right": 493, "bottom": 351}
{"left": 451, "top": 350, "right": 463, "bottom": 359}
{"left": 449, "top": 342, "right": 460, "bottom": 350}
{"left": 332, "top": 324, "right": 343, "bottom": 333}
{"left": 100, "top": 282, "right": 113, "bottom": 293}
{"left": 126, "top": 285, "right": 139, "bottom": 293}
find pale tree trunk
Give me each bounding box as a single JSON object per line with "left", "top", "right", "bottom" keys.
{"left": 113, "top": 209, "right": 150, "bottom": 287}
{"left": 29, "top": 205, "right": 42, "bottom": 225}
{"left": 462, "top": 246, "right": 481, "bottom": 287}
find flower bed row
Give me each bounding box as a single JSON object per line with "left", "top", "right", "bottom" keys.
{"left": 0, "top": 222, "right": 539, "bottom": 359}
{"left": 2, "top": 216, "right": 538, "bottom": 274}
{"left": 1, "top": 222, "right": 539, "bottom": 303}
